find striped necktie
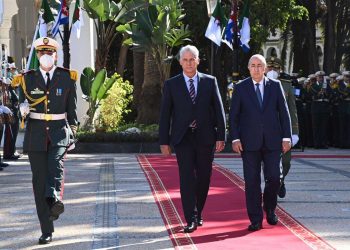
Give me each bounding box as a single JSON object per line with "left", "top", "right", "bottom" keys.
{"left": 189, "top": 79, "right": 196, "bottom": 128}
{"left": 189, "top": 78, "right": 196, "bottom": 103}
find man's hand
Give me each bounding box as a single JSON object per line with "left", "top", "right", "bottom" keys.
{"left": 160, "top": 145, "right": 172, "bottom": 155}
{"left": 232, "top": 141, "right": 243, "bottom": 155}
{"left": 215, "top": 141, "right": 225, "bottom": 153}
{"left": 282, "top": 141, "right": 291, "bottom": 154}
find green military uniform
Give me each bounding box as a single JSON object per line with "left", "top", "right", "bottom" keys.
{"left": 279, "top": 78, "right": 299, "bottom": 190}
{"left": 310, "top": 71, "right": 331, "bottom": 148}
{"left": 292, "top": 76, "right": 306, "bottom": 147}
{"left": 338, "top": 71, "right": 350, "bottom": 148}
{"left": 13, "top": 66, "right": 78, "bottom": 235}
{"left": 265, "top": 57, "right": 299, "bottom": 198}
{"left": 12, "top": 37, "right": 78, "bottom": 242}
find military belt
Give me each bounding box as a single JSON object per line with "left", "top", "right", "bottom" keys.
{"left": 29, "top": 112, "right": 66, "bottom": 121}
{"left": 314, "top": 99, "right": 329, "bottom": 102}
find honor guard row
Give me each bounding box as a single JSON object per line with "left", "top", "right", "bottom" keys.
{"left": 0, "top": 59, "right": 22, "bottom": 172}
{"left": 11, "top": 36, "right": 78, "bottom": 244}
{"left": 263, "top": 56, "right": 350, "bottom": 149}
{"left": 291, "top": 70, "right": 350, "bottom": 149}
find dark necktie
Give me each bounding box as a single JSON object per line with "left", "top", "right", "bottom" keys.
{"left": 189, "top": 79, "right": 196, "bottom": 128}
{"left": 256, "top": 83, "right": 263, "bottom": 108}
{"left": 46, "top": 72, "right": 51, "bottom": 87}
{"left": 189, "top": 79, "right": 196, "bottom": 103}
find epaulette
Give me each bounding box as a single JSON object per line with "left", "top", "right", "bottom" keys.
{"left": 57, "top": 66, "right": 78, "bottom": 81}
{"left": 11, "top": 74, "right": 24, "bottom": 87}
{"left": 69, "top": 69, "right": 78, "bottom": 81}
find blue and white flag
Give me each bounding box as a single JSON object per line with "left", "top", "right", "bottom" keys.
{"left": 52, "top": 0, "right": 69, "bottom": 38}
{"left": 222, "top": 9, "right": 237, "bottom": 50}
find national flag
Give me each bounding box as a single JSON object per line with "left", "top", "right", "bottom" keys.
{"left": 239, "top": 0, "right": 250, "bottom": 52}
{"left": 205, "top": 1, "right": 225, "bottom": 46}
{"left": 26, "top": 21, "right": 41, "bottom": 71}
{"left": 71, "top": 0, "right": 84, "bottom": 39}
{"left": 39, "top": 0, "right": 55, "bottom": 37}
{"left": 52, "top": 0, "right": 69, "bottom": 38}
{"left": 222, "top": 6, "right": 238, "bottom": 50}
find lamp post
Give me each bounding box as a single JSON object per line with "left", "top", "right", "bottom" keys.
{"left": 206, "top": 0, "right": 217, "bottom": 75}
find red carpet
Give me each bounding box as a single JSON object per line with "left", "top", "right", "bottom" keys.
{"left": 138, "top": 155, "right": 334, "bottom": 250}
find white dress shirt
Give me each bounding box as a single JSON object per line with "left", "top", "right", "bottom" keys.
{"left": 39, "top": 66, "right": 56, "bottom": 84}
{"left": 183, "top": 72, "right": 198, "bottom": 96}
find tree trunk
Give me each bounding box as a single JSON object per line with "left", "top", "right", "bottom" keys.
{"left": 116, "top": 35, "right": 129, "bottom": 78}
{"left": 304, "top": 0, "right": 319, "bottom": 73}
{"left": 132, "top": 51, "right": 144, "bottom": 111}
{"left": 323, "top": 0, "right": 336, "bottom": 73}
{"left": 136, "top": 52, "right": 161, "bottom": 124}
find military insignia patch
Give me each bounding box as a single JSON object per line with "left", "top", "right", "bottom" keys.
{"left": 56, "top": 88, "right": 62, "bottom": 96}
{"left": 31, "top": 88, "right": 44, "bottom": 95}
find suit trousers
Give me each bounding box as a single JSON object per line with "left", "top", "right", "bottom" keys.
{"left": 242, "top": 148, "right": 281, "bottom": 224}
{"left": 174, "top": 128, "right": 215, "bottom": 224}
{"left": 28, "top": 146, "right": 66, "bottom": 234}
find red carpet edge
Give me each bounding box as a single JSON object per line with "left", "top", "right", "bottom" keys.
{"left": 137, "top": 155, "right": 196, "bottom": 249}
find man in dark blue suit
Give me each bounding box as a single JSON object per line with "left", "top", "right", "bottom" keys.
{"left": 229, "top": 54, "right": 291, "bottom": 231}
{"left": 159, "top": 45, "right": 226, "bottom": 233}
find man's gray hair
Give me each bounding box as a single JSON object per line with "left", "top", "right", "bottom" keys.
{"left": 248, "top": 54, "right": 267, "bottom": 67}
{"left": 179, "top": 45, "right": 199, "bottom": 59}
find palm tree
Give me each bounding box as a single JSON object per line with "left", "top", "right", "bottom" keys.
{"left": 83, "top": 0, "right": 146, "bottom": 73}
{"left": 118, "top": 0, "right": 191, "bottom": 124}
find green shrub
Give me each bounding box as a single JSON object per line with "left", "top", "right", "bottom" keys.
{"left": 98, "top": 75, "right": 133, "bottom": 130}
{"left": 77, "top": 130, "right": 158, "bottom": 143}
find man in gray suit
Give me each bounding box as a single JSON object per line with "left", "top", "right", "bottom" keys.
{"left": 159, "top": 45, "right": 226, "bottom": 233}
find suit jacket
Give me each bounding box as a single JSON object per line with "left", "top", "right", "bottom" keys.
{"left": 20, "top": 67, "right": 78, "bottom": 151}
{"left": 229, "top": 77, "right": 291, "bottom": 151}
{"left": 159, "top": 72, "right": 226, "bottom": 146}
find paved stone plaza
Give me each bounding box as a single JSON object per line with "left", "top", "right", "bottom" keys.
{"left": 0, "top": 149, "right": 349, "bottom": 249}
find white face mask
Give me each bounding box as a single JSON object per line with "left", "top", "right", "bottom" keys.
{"left": 266, "top": 70, "right": 279, "bottom": 79}
{"left": 39, "top": 54, "right": 55, "bottom": 68}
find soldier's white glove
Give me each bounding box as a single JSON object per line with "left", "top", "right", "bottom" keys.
{"left": 19, "top": 101, "right": 30, "bottom": 117}
{"left": 0, "top": 105, "right": 13, "bottom": 115}
{"left": 292, "top": 134, "right": 299, "bottom": 147}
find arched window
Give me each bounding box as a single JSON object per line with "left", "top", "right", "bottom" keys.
{"left": 266, "top": 47, "right": 277, "bottom": 58}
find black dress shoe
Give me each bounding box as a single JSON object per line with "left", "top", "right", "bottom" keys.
{"left": 38, "top": 233, "right": 52, "bottom": 244}
{"left": 48, "top": 200, "right": 64, "bottom": 221}
{"left": 248, "top": 222, "right": 262, "bottom": 231}
{"left": 0, "top": 162, "right": 9, "bottom": 168}
{"left": 266, "top": 209, "right": 278, "bottom": 225}
{"left": 184, "top": 221, "right": 197, "bottom": 233}
{"left": 3, "top": 155, "right": 20, "bottom": 160}
{"left": 278, "top": 183, "right": 286, "bottom": 198}
{"left": 197, "top": 216, "right": 203, "bottom": 226}
{"left": 0, "top": 166, "right": 3, "bottom": 171}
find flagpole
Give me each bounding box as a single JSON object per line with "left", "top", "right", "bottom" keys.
{"left": 232, "top": 0, "right": 239, "bottom": 82}
{"left": 25, "top": 19, "right": 40, "bottom": 71}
